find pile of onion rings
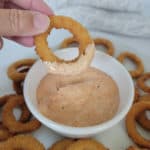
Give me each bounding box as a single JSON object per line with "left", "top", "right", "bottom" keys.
{"left": 60, "top": 37, "right": 115, "bottom": 56}
{"left": 34, "top": 15, "right": 95, "bottom": 75}
{"left": 117, "top": 52, "right": 144, "bottom": 78}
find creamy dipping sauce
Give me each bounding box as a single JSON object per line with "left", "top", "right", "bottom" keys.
{"left": 36, "top": 67, "right": 120, "bottom": 127}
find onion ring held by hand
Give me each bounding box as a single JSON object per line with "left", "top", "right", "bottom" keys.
{"left": 117, "top": 52, "right": 144, "bottom": 78}
{"left": 136, "top": 94, "right": 150, "bottom": 131}
{"left": 7, "top": 59, "right": 36, "bottom": 82}
{"left": 125, "top": 101, "right": 150, "bottom": 148}
{"left": 137, "top": 73, "right": 150, "bottom": 93}
{"left": 49, "top": 139, "right": 75, "bottom": 150}
{"left": 34, "top": 16, "right": 95, "bottom": 75}
{"left": 2, "top": 95, "right": 41, "bottom": 134}
{"left": 0, "top": 135, "right": 45, "bottom": 150}
{"left": 66, "top": 139, "right": 108, "bottom": 150}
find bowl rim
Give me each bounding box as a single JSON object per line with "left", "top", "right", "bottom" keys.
{"left": 23, "top": 49, "right": 134, "bottom": 137}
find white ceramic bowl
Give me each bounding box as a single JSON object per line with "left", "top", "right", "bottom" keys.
{"left": 24, "top": 48, "right": 134, "bottom": 138}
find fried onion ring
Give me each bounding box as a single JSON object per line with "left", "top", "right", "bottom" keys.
{"left": 49, "top": 139, "right": 75, "bottom": 150}
{"left": 34, "top": 15, "right": 95, "bottom": 75}
{"left": 66, "top": 139, "right": 107, "bottom": 150}
{"left": 2, "top": 95, "right": 41, "bottom": 134}
{"left": 117, "top": 52, "right": 144, "bottom": 78}
{"left": 0, "top": 94, "right": 31, "bottom": 123}
{"left": 0, "top": 135, "right": 45, "bottom": 150}
{"left": 7, "top": 59, "right": 35, "bottom": 82}
{"left": 125, "top": 101, "right": 150, "bottom": 148}
{"left": 13, "top": 67, "right": 31, "bottom": 95}
{"left": 60, "top": 37, "right": 114, "bottom": 56}
{"left": 136, "top": 94, "right": 150, "bottom": 131}
{"left": 137, "top": 73, "right": 150, "bottom": 93}
{"left": 94, "top": 38, "right": 114, "bottom": 56}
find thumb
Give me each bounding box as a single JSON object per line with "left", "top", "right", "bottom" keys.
{"left": 0, "top": 9, "right": 50, "bottom": 36}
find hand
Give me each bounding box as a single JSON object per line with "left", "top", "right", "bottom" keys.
{"left": 0, "top": 0, "right": 53, "bottom": 49}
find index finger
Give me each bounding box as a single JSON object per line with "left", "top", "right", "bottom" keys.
{"left": 11, "top": 0, "right": 53, "bottom": 15}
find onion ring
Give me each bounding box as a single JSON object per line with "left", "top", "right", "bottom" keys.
{"left": 60, "top": 37, "right": 114, "bottom": 56}
{"left": 0, "top": 135, "right": 45, "bottom": 150}
{"left": 0, "top": 94, "right": 31, "bottom": 123}
{"left": 125, "top": 101, "right": 150, "bottom": 148}
{"left": 117, "top": 52, "right": 144, "bottom": 78}
{"left": 34, "top": 15, "right": 95, "bottom": 75}
{"left": 49, "top": 139, "right": 75, "bottom": 150}
{"left": 13, "top": 66, "right": 31, "bottom": 95}
{"left": 2, "top": 95, "right": 41, "bottom": 134}
{"left": 94, "top": 38, "right": 114, "bottom": 56}
{"left": 66, "top": 139, "right": 108, "bottom": 150}
{"left": 7, "top": 59, "right": 36, "bottom": 82}
{"left": 136, "top": 94, "right": 150, "bottom": 131}
{"left": 137, "top": 73, "right": 150, "bottom": 93}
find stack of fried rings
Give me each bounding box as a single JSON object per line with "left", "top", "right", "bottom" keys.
{"left": 7, "top": 59, "right": 36, "bottom": 94}
{"left": 125, "top": 101, "right": 150, "bottom": 148}
{"left": 60, "top": 37, "right": 115, "bottom": 56}
{"left": 117, "top": 52, "right": 144, "bottom": 78}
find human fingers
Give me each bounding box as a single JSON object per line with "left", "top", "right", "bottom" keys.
{"left": 0, "top": 9, "right": 50, "bottom": 36}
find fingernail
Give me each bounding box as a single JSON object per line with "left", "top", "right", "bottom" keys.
{"left": 33, "top": 13, "right": 50, "bottom": 33}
